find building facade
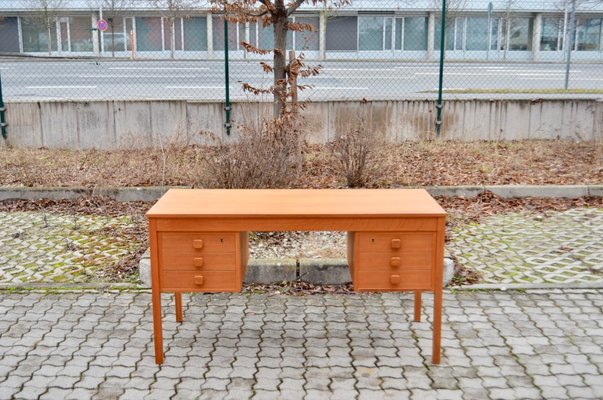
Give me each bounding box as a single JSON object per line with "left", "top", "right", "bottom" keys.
{"left": 1, "top": 0, "right": 602, "bottom": 61}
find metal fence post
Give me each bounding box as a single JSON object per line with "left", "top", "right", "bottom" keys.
{"left": 224, "top": 18, "right": 232, "bottom": 136}
{"left": 0, "top": 70, "right": 7, "bottom": 141}
{"left": 435, "top": 0, "right": 446, "bottom": 137}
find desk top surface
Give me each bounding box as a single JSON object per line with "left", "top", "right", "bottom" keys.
{"left": 146, "top": 189, "right": 446, "bottom": 218}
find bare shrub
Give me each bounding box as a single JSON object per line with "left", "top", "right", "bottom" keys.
{"left": 331, "top": 116, "right": 387, "bottom": 188}
{"left": 201, "top": 114, "right": 303, "bottom": 189}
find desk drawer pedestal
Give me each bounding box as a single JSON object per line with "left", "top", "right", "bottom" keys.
{"left": 156, "top": 231, "right": 246, "bottom": 292}
{"left": 350, "top": 232, "right": 436, "bottom": 292}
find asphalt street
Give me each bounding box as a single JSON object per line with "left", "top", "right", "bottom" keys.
{"left": 1, "top": 58, "right": 602, "bottom": 101}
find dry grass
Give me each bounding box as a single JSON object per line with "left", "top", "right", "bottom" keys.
{"left": 0, "top": 140, "right": 601, "bottom": 188}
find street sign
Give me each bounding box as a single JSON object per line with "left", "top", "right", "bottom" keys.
{"left": 97, "top": 19, "right": 108, "bottom": 32}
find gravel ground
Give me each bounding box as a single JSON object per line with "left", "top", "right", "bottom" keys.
{"left": 250, "top": 231, "right": 347, "bottom": 259}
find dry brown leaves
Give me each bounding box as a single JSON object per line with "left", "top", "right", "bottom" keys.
{"left": 302, "top": 140, "right": 603, "bottom": 188}
{"left": 438, "top": 191, "right": 603, "bottom": 227}
{"left": 242, "top": 281, "right": 354, "bottom": 296}
{"left": 1, "top": 140, "right": 601, "bottom": 188}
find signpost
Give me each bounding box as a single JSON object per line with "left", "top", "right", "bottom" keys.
{"left": 97, "top": 19, "right": 108, "bottom": 32}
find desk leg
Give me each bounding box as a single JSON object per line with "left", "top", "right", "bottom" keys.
{"left": 175, "top": 292, "right": 183, "bottom": 322}
{"left": 414, "top": 291, "right": 422, "bottom": 322}
{"left": 432, "top": 288, "right": 442, "bottom": 364}
{"left": 152, "top": 285, "right": 164, "bottom": 364}
{"left": 149, "top": 220, "right": 163, "bottom": 365}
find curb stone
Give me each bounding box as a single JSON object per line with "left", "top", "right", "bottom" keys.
{"left": 457, "top": 282, "right": 603, "bottom": 290}
{"left": 0, "top": 185, "right": 601, "bottom": 202}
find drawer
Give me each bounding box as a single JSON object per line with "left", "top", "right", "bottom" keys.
{"left": 161, "top": 270, "right": 240, "bottom": 292}
{"left": 159, "top": 232, "right": 236, "bottom": 259}
{"left": 355, "top": 269, "right": 433, "bottom": 291}
{"left": 356, "top": 251, "right": 432, "bottom": 271}
{"left": 160, "top": 253, "right": 237, "bottom": 271}
{"left": 357, "top": 233, "right": 433, "bottom": 253}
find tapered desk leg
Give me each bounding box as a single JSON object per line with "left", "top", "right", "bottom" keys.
{"left": 175, "top": 292, "right": 183, "bottom": 322}
{"left": 149, "top": 220, "right": 163, "bottom": 364}
{"left": 432, "top": 287, "right": 442, "bottom": 364}
{"left": 152, "top": 285, "right": 164, "bottom": 364}
{"left": 414, "top": 291, "right": 422, "bottom": 322}
{"left": 432, "top": 217, "right": 445, "bottom": 365}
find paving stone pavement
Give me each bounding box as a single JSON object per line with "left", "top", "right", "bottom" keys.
{"left": 0, "top": 289, "right": 602, "bottom": 399}
{"left": 0, "top": 212, "right": 138, "bottom": 284}
{"left": 448, "top": 208, "right": 603, "bottom": 285}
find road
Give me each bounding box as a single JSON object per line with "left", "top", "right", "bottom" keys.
{"left": 1, "top": 58, "right": 602, "bottom": 101}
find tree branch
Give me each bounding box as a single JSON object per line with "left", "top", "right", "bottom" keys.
{"left": 258, "top": 0, "right": 276, "bottom": 13}
{"left": 286, "top": 0, "right": 305, "bottom": 16}
{"left": 246, "top": 10, "right": 269, "bottom": 17}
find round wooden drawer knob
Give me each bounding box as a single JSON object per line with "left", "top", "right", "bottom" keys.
{"left": 390, "top": 257, "right": 401, "bottom": 268}
{"left": 194, "top": 275, "right": 204, "bottom": 286}
{"left": 391, "top": 239, "right": 401, "bottom": 249}
{"left": 390, "top": 275, "right": 401, "bottom": 285}
{"left": 193, "top": 239, "right": 204, "bottom": 249}
{"left": 193, "top": 257, "right": 204, "bottom": 268}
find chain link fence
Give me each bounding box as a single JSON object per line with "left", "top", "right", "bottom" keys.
{"left": 0, "top": 0, "right": 602, "bottom": 103}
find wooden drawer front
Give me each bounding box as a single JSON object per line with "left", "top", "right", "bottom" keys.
{"left": 357, "top": 233, "right": 433, "bottom": 253}
{"left": 356, "top": 269, "right": 433, "bottom": 291}
{"left": 161, "top": 271, "right": 239, "bottom": 292}
{"left": 160, "top": 253, "right": 237, "bottom": 271}
{"left": 160, "top": 232, "right": 236, "bottom": 258}
{"left": 356, "top": 252, "right": 432, "bottom": 271}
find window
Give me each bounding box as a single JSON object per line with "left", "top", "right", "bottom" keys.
{"left": 466, "top": 17, "right": 490, "bottom": 51}
{"left": 0, "top": 17, "right": 19, "bottom": 53}
{"left": 395, "top": 18, "right": 403, "bottom": 50}
{"left": 434, "top": 18, "right": 456, "bottom": 51}
{"left": 183, "top": 17, "right": 207, "bottom": 51}
{"left": 326, "top": 16, "right": 357, "bottom": 51}
{"left": 104, "top": 17, "right": 125, "bottom": 52}
{"left": 455, "top": 17, "right": 466, "bottom": 50}
{"left": 384, "top": 18, "right": 393, "bottom": 50}
{"left": 21, "top": 17, "right": 57, "bottom": 53}
{"left": 577, "top": 18, "right": 602, "bottom": 51}
{"left": 404, "top": 17, "right": 428, "bottom": 50}
{"left": 506, "top": 17, "right": 532, "bottom": 51}
{"left": 163, "top": 17, "right": 183, "bottom": 52}
{"left": 258, "top": 22, "right": 293, "bottom": 51}
{"left": 490, "top": 18, "right": 499, "bottom": 50}
{"left": 212, "top": 16, "right": 238, "bottom": 51}
{"left": 541, "top": 17, "right": 562, "bottom": 51}
{"left": 70, "top": 17, "right": 93, "bottom": 52}
{"left": 136, "top": 17, "right": 162, "bottom": 51}
{"left": 295, "top": 17, "right": 319, "bottom": 51}
{"left": 359, "top": 16, "right": 384, "bottom": 50}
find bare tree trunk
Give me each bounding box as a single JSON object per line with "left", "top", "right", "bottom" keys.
{"left": 272, "top": 1, "right": 287, "bottom": 118}
{"left": 288, "top": 49, "right": 298, "bottom": 114}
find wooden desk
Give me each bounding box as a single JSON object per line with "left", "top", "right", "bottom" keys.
{"left": 146, "top": 189, "right": 446, "bottom": 364}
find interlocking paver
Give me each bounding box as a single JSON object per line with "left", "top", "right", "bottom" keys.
{"left": 448, "top": 208, "right": 603, "bottom": 285}
{"left": 0, "top": 212, "right": 138, "bottom": 285}
{"left": 0, "top": 290, "right": 602, "bottom": 399}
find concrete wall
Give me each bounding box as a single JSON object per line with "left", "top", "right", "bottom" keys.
{"left": 4, "top": 98, "right": 602, "bottom": 149}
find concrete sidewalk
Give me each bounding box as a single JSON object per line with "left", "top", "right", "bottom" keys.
{"left": 0, "top": 289, "right": 601, "bottom": 399}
